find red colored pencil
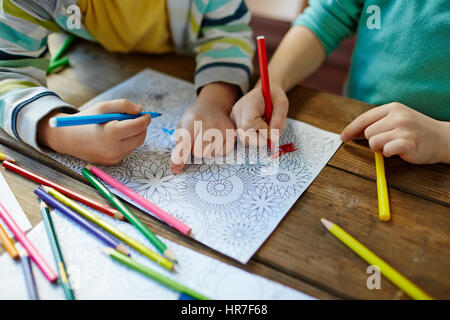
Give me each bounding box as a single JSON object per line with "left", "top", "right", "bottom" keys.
{"left": 2, "top": 161, "right": 125, "bottom": 221}
{"left": 257, "top": 35, "right": 273, "bottom": 150}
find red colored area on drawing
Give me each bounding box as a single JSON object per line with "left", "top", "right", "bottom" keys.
{"left": 272, "top": 143, "right": 298, "bottom": 159}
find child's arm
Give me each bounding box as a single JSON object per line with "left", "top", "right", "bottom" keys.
{"left": 171, "top": 0, "right": 254, "bottom": 173}
{"left": 231, "top": 0, "right": 363, "bottom": 145}
{"left": 0, "top": 2, "right": 149, "bottom": 164}
{"left": 0, "top": 2, "right": 78, "bottom": 151}
{"left": 341, "top": 103, "right": 450, "bottom": 164}
{"left": 231, "top": 26, "right": 326, "bottom": 146}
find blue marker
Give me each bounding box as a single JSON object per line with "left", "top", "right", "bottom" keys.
{"left": 49, "top": 112, "right": 162, "bottom": 128}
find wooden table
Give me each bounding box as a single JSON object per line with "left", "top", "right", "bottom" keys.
{"left": 1, "top": 36, "right": 449, "bottom": 300}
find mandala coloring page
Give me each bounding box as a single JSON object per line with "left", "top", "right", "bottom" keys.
{"left": 46, "top": 69, "right": 342, "bottom": 263}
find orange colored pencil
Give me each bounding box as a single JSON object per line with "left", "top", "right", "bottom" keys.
{"left": 0, "top": 223, "right": 19, "bottom": 260}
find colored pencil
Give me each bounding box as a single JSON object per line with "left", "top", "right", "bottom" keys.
{"left": 34, "top": 187, "right": 130, "bottom": 256}
{"left": 2, "top": 160, "right": 124, "bottom": 220}
{"left": 18, "top": 248, "right": 39, "bottom": 300}
{"left": 47, "top": 57, "right": 70, "bottom": 75}
{"left": 0, "top": 223, "right": 19, "bottom": 260}
{"left": 0, "top": 152, "right": 16, "bottom": 163}
{"left": 87, "top": 164, "right": 191, "bottom": 235}
{"left": 42, "top": 186, "right": 174, "bottom": 271}
{"left": 321, "top": 218, "right": 433, "bottom": 300}
{"left": 81, "top": 167, "right": 177, "bottom": 263}
{"left": 40, "top": 201, "right": 75, "bottom": 300}
{"left": 103, "top": 248, "right": 209, "bottom": 300}
{"left": 374, "top": 152, "right": 390, "bottom": 221}
{"left": 52, "top": 34, "right": 75, "bottom": 62}
{"left": 257, "top": 36, "right": 273, "bottom": 150}
{"left": 49, "top": 112, "right": 162, "bottom": 128}
{"left": 0, "top": 201, "right": 58, "bottom": 282}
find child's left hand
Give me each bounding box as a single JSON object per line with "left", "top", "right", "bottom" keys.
{"left": 171, "top": 82, "right": 240, "bottom": 174}
{"left": 340, "top": 102, "right": 450, "bottom": 164}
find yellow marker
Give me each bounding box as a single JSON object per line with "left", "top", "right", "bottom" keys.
{"left": 321, "top": 218, "right": 433, "bottom": 300}
{"left": 0, "top": 152, "right": 16, "bottom": 163}
{"left": 374, "top": 152, "right": 390, "bottom": 221}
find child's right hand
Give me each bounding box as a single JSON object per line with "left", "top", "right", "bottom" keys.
{"left": 37, "top": 99, "right": 151, "bottom": 165}
{"left": 230, "top": 83, "right": 289, "bottom": 147}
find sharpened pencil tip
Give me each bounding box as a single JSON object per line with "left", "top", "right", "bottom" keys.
{"left": 40, "top": 200, "right": 48, "bottom": 209}
{"left": 115, "top": 244, "right": 129, "bottom": 256}
{"left": 17, "top": 247, "right": 28, "bottom": 258}
{"left": 101, "top": 247, "right": 113, "bottom": 256}
{"left": 164, "top": 248, "right": 177, "bottom": 263}
{"left": 41, "top": 185, "right": 52, "bottom": 192}
{"left": 320, "top": 218, "right": 334, "bottom": 230}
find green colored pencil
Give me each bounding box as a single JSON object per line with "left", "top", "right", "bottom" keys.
{"left": 47, "top": 57, "right": 70, "bottom": 75}
{"left": 52, "top": 34, "right": 75, "bottom": 62}
{"left": 81, "top": 168, "right": 177, "bottom": 262}
{"left": 103, "top": 248, "right": 209, "bottom": 300}
{"left": 40, "top": 201, "right": 75, "bottom": 300}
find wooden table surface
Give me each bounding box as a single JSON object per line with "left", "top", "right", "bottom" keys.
{"left": 1, "top": 36, "right": 449, "bottom": 300}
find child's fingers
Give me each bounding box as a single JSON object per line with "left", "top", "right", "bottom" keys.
{"left": 368, "top": 129, "right": 397, "bottom": 151}
{"left": 268, "top": 97, "right": 289, "bottom": 142}
{"left": 171, "top": 125, "right": 196, "bottom": 175}
{"left": 95, "top": 99, "right": 143, "bottom": 115}
{"left": 340, "top": 105, "right": 391, "bottom": 142}
{"left": 121, "top": 130, "right": 147, "bottom": 152}
{"left": 112, "top": 114, "right": 151, "bottom": 140}
{"left": 237, "top": 117, "right": 269, "bottom": 147}
{"left": 383, "top": 138, "right": 415, "bottom": 158}
{"left": 363, "top": 116, "right": 398, "bottom": 140}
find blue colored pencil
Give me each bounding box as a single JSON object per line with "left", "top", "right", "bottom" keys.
{"left": 49, "top": 112, "right": 162, "bottom": 127}
{"left": 18, "top": 248, "right": 39, "bottom": 300}
{"left": 34, "top": 188, "right": 129, "bottom": 256}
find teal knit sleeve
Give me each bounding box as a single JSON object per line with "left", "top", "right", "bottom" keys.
{"left": 293, "top": 0, "right": 364, "bottom": 55}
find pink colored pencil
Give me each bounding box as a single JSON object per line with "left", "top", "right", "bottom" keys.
{"left": 86, "top": 165, "right": 192, "bottom": 235}
{"left": 0, "top": 201, "right": 58, "bottom": 283}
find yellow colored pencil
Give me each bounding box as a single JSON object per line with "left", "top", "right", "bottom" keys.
{"left": 0, "top": 152, "right": 16, "bottom": 163}
{"left": 374, "top": 152, "right": 390, "bottom": 221}
{"left": 42, "top": 186, "right": 174, "bottom": 272}
{"left": 321, "top": 218, "right": 433, "bottom": 300}
{"left": 0, "top": 223, "right": 19, "bottom": 260}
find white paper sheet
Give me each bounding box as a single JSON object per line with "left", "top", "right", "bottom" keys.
{"left": 0, "top": 208, "right": 314, "bottom": 300}
{"left": 0, "top": 170, "right": 32, "bottom": 238}
{"left": 46, "top": 69, "right": 342, "bottom": 263}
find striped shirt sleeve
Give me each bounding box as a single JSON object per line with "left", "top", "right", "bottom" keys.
{"left": 0, "top": 0, "right": 77, "bottom": 151}
{"left": 191, "top": 0, "right": 255, "bottom": 94}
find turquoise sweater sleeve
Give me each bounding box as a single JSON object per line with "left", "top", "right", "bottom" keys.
{"left": 293, "top": 0, "right": 364, "bottom": 55}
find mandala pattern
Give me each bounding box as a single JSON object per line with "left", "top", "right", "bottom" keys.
{"left": 46, "top": 69, "right": 342, "bottom": 263}
{"left": 239, "top": 187, "right": 286, "bottom": 222}
{"left": 254, "top": 159, "right": 313, "bottom": 200}
{"left": 180, "top": 169, "right": 254, "bottom": 215}
{"left": 127, "top": 153, "right": 184, "bottom": 204}
{"left": 205, "top": 212, "right": 268, "bottom": 260}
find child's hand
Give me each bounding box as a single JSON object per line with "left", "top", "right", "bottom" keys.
{"left": 340, "top": 102, "right": 450, "bottom": 164}
{"left": 230, "top": 84, "right": 289, "bottom": 147}
{"left": 171, "top": 83, "right": 240, "bottom": 174}
{"left": 38, "top": 99, "right": 151, "bottom": 165}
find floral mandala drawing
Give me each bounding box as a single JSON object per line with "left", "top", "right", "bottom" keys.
{"left": 239, "top": 187, "right": 287, "bottom": 222}
{"left": 45, "top": 69, "right": 342, "bottom": 263}
{"left": 180, "top": 169, "right": 255, "bottom": 216}
{"left": 254, "top": 159, "right": 313, "bottom": 200}
{"left": 127, "top": 154, "right": 184, "bottom": 204}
